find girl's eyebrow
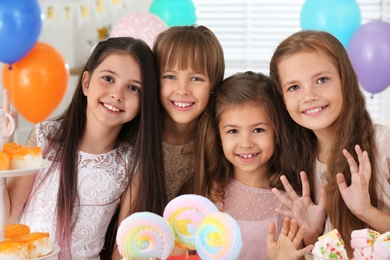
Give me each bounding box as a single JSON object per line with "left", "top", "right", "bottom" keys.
{"left": 98, "top": 69, "right": 117, "bottom": 75}
{"left": 283, "top": 70, "right": 332, "bottom": 87}
{"left": 99, "top": 69, "right": 142, "bottom": 84}
{"left": 222, "top": 122, "right": 269, "bottom": 129}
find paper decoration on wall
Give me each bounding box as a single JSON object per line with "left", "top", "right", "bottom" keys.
{"left": 98, "top": 26, "right": 110, "bottom": 40}
{"left": 40, "top": 0, "right": 128, "bottom": 28}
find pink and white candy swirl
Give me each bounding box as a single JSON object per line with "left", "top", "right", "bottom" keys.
{"left": 195, "top": 212, "right": 242, "bottom": 260}
{"left": 116, "top": 212, "right": 175, "bottom": 260}
{"left": 163, "top": 194, "right": 219, "bottom": 250}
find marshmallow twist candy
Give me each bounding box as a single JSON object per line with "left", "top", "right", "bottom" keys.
{"left": 312, "top": 237, "right": 348, "bottom": 259}
{"left": 195, "top": 212, "right": 242, "bottom": 260}
{"left": 163, "top": 194, "right": 219, "bottom": 250}
{"left": 373, "top": 231, "right": 390, "bottom": 259}
{"left": 116, "top": 212, "right": 174, "bottom": 260}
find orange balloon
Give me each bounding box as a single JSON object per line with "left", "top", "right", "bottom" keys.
{"left": 2, "top": 42, "right": 69, "bottom": 123}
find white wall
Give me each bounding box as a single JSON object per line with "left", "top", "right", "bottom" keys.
{"left": 0, "top": 0, "right": 152, "bottom": 144}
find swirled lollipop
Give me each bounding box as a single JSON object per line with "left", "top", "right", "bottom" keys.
{"left": 163, "top": 194, "right": 219, "bottom": 250}
{"left": 116, "top": 212, "right": 175, "bottom": 260}
{"left": 195, "top": 212, "right": 242, "bottom": 260}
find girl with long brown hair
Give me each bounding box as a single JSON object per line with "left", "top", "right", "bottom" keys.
{"left": 4, "top": 37, "right": 164, "bottom": 259}
{"left": 269, "top": 30, "right": 390, "bottom": 256}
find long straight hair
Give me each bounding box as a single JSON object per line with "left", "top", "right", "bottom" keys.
{"left": 153, "top": 25, "right": 225, "bottom": 195}
{"left": 38, "top": 37, "right": 165, "bottom": 258}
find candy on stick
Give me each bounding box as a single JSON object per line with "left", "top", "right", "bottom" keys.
{"left": 116, "top": 212, "right": 175, "bottom": 260}
{"left": 163, "top": 194, "right": 219, "bottom": 250}
{"left": 195, "top": 212, "right": 242, "bottom": 260}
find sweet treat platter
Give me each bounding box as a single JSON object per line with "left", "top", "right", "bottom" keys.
{"left": 308, "top": 228, "right": 390, "bottom": 259}
{"left": 0, "top": 116, "right": 56, "bottom": 257}
{"left": 30, "top": 243, "right": 60, "bottom": 259}
{"left": 0, "top": 159, "right": 50, "bottom": 178}
{"left": 1, "top": 223, "right": 60, "bottom": 259}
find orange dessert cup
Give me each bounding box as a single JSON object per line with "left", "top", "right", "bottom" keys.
{"left": 4, "top": 224, "right": 31, "bottom": 239}
{"left": 0, "top": 241, "right": 28, "bottom": 259}
{"left": 3, "top": 143, "right": 43, "bottom": 169}
{"left": 0, "top": 151, "right": 10, "bottom": 170}
{"left": 15, "top": 232, "right": 52, "bottom": 258}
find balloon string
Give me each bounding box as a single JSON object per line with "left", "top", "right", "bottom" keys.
{"left": 8, "top": 64, "right": 16, "bottom": 115}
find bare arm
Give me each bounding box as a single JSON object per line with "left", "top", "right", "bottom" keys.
{"left": 2, "top": 89, "right": 16, "bottom": 143}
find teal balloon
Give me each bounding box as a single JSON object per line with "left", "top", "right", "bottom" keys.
{"left": 149, "top": 0, "right": 197, "bottom": 27}
{"left": 300, "top": 0, "right": 361, "bottom": 47}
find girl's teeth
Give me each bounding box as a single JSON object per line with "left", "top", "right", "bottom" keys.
{"left": 173, "top": 102, "right": 192, "bottom": 107}
{"left": 307, "top": 107, "right": 323, "bottom": 114}
{"left": 241, "top": 154, "right": 255, "bottom": 159}
{"left": 104, "top": 104, "right": 120, "bottom": 112}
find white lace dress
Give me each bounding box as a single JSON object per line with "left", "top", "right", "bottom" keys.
{"left": 19, "top": 121, "right": 132, "bottom": 259}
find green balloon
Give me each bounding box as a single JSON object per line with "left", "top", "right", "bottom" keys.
{"left": 149, "top": 0, "right": 197, "bottom": 27}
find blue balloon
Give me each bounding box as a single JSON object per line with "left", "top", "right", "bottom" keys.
{"left": 0, "top": 0, "right": 43, "bottom": 64}
{"left": 149, "top": 0, "right": 197, "bottom": 27}
{"left": 300, "top": 0, "right": 361, "bottom": 47}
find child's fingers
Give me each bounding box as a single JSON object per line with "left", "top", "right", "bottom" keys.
{"left": 280, "top": 175, "right": 300, "bottom": 200}
{"left": 275, "top": 208, "right": 295, "bottom": 220}
{"left": 336, "top": 172, "right": 348, "bottom": 192}
{"left": 272, "top": 187, "right": 294, "bottom": 210}
{"left": 360, "top": 150, "right": 371, "bottom": 182}
{"left": 297, "top": 245, "right": 314, "bottom": 258}
{"left": 292, "top": 223, "right": 305, "bottom": 247}
{"left": 287, "top": 218, "right": 298, "bottom": 239}
{"left": 3, "top": 89, "right": 10, "bottom": 113}
{"left": 300, "top": 171, "right": 311, "bottom": 198}
{"left": 266, "top": 222, "right": 277, "bottom": 246}
{"left": 342, "top": 149, "right": 359, "bottom": 174}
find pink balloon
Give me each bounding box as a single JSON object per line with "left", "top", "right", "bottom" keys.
{"left": 110, "top": 12, "right": 168, "bottom": 48}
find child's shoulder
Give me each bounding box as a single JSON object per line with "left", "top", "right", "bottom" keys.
{"left": 374, "top": 124, "right": 390, "bottom": 142}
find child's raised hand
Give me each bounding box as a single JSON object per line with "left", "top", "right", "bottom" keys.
{"left": 337, "top": 145, "right": 372, "bottom": 218}
{"left": 272, "top": 171, "right": 326, "bottom": 246}
{"left": 2, "top": 89, "right": 16, "bottom": 143}
{"left": 266, "top": 217, "right": 313, "bottom": 260}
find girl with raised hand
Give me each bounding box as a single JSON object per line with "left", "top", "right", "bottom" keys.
{"left": 269, "top": 30, "right": 390, "bottom": 256}
{"left": 4, "top": 37, "right": 164, "bottom": 259}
